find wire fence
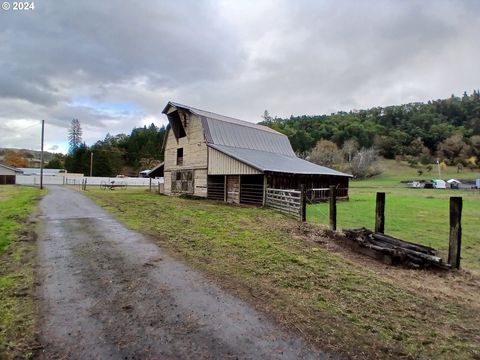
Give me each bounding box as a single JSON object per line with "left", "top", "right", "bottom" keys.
{"left": 306, "top": 187, "right": 479, "bottom": 260}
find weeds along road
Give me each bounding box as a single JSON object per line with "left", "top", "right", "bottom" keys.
{"left": 36, "top": 186, "right": 330, "bottom": 360}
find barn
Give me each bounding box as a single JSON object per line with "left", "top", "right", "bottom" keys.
{"left": 0, "top": 163, "right": 20, "bottom": 185}
{"left": 149, "top": 102, "right": 351, "bottom": 205}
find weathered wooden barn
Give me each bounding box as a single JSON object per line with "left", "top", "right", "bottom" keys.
{"left": 0, "top": 163, "right": 19, "bottom": 185}
{"left": 149, "top": 102, "right": 351, "bottom": 205}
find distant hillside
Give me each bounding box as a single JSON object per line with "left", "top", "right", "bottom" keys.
{"left": 261, "top": 90, "right": 480, "bottom": 167}
{"left": 0, "top": 148, "right": 59, "bottom": 168}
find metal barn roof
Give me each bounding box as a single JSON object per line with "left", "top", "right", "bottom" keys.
{"left": 209, "top": 144, "right": 352, "bottom": 177}
{"left": 164, "top": 102, "right": 295, "bottom": 156}
{"left": 163, "top": 102, "right": 352, "bottom": 177}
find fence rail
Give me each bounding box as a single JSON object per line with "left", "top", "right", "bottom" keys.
{"left": 307, "top": 187, "right": 348, "bottom": 202}
{"left": 15, "top": 175, "right": 163, "bottom": 187}
{"left": 265, "top": 188, "right": 303, "bottom": 220}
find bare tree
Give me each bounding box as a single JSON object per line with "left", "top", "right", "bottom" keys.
{"left": 308, "top": 140, "right": 343, "bottom": 168}
{"left": 349, "top": 147, "right": 379, "bottom": 178}
{"left": 68, "top": 118, "right": 83, "bottom": 154}
{"left": 342, "top": 139, "right": 359, "bottom": 163}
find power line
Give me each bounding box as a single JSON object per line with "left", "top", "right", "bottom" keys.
{"left": 0, "top": 121, "right": 41, "bottom": 133}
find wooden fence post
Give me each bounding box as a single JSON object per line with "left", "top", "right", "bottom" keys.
{"left": 300, "top": 184, "right": 306, "bottom": 222}
{"left": 329, "top": 185, "right": 337, "bottom": 230}
{"left": 149, "top": 178, "right": 152, "bottom": 192}
{"left": 262, "top": 176, "right": 268, "bottom": 207}
{"left": 375, "top": 192, "right": 385, "bottom": 234}
{"left": 448, "top": 196, "right": 462, "bottom": 269}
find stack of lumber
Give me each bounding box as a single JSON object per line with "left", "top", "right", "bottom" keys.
{"left": 342, "top": 228, "right": 450, "bottom": 270}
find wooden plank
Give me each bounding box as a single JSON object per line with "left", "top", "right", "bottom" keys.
{"left": 372, "top": 233, "right": 436, "bottom": 253}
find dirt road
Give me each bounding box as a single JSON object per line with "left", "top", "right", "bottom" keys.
{"left": 37, "top": 186, "right": 330, "bottom": 359}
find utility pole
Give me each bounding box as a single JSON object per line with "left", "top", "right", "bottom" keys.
{"left": 90, "top": 152, "right": 93, "bottom": 177}
{"left": 40, "top": 120, "right": 45, "bottom": 190}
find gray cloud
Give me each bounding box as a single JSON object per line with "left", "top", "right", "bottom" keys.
{"left": 1, "top": 0, "right": 479, "bottom": 152}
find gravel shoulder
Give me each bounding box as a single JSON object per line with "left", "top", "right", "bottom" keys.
{"left": 37, "top": 186, "right": 330, "bottom": 359}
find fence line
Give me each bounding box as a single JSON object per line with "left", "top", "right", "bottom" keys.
{"left": 16, "top": 175, "right": 164, "bottom": 187}
{"left": 306, "top": 187, "right": 349, "bottom": 202}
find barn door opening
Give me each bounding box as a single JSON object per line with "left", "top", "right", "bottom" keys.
{"left": 226, "top": 175, "right": 240, "bottom": 203}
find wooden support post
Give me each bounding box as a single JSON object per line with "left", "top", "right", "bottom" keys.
{"left": 262, "top": 175, "right": 267, "bottom": 206}
{"left": 329, "top": 185, "right": 337, "bottom": 230}
{"left": 84, "top": 178, "right": 87, "bottom": 191}
{"left": 149, "top": 178, "right": 152, "bottom": 192}
{"left": 238, "top": 175, "right": 242, "bottom": 204}
{"left": 224, "top": 175, "right": 227, "bottom": 202}
{"left": 448, "top": 196, "right": 462, "bottom": 269}
{"left": 375, "top": 192, "right": 385, "bottom": 234}
{"left": 300, "top": 184, "right": 306, "bottom": 222}
{"left": 158, "top": 182, "right": 160, "bottom": 194}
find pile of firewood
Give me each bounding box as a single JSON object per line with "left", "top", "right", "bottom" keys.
{"left": 341, "top": 228, "right": 450, "bottom": 270}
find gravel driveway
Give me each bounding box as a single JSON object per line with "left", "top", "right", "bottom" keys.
{"left": 37, "top": 186, "right": 331, "bottom": 359}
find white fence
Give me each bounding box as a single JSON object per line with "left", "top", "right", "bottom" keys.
{"left": 16, "top": 175, "right": 163, "bottom": 187}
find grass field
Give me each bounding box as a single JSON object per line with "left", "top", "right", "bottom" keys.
{"left": 308, "top": 160, "right": 480, "bottom": 271}
{"left": 87, "top": 186, "right": 480, "bottom": 359}
{"left": 0, "top": 186, "right": 44, "bottom": 359}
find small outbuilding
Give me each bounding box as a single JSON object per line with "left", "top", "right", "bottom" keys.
{"left": 432, "top": 179, "right": 447, "bottom": 189}
{"left": 152, "top": 102, "right": 351, "bottom": 204}
{"left": 0, "top": 163, "right": 20, "bottom": 184}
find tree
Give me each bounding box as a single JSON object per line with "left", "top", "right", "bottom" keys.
{"left": 308, "top": 140, "right": 343, "bottom": 168}
{"left": 349, "top": 148, "right": 380, "bottom": 179}
{"left": 3, "top": 151, "right": 28, "bottom": 167}
{"left": 436, "top": 134, "right": 470, "bottom": 165}
{"left": 45, "top": 157, "right": 64, "bottom": 169}
{"left": 68, "top": 118, "right": 83, "bottom": 154}
{"left": 342, "top": 139, "right": 358, "bottom": 163}
{"left": 261, "top": 110, "right": 273, "bottom": 123}
{"left": 64, "top": 143, "right": 89, "bottom": 174}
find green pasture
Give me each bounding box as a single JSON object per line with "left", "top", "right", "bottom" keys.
{"left": 308, "top": 161, "right": 480, "bottom": 271}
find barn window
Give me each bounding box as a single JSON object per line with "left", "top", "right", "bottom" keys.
{"left": 177, "top": 148, "right": 184, "bottom": 166}
{"left": 171, "top": 170, "right": 194, "bottom": 194}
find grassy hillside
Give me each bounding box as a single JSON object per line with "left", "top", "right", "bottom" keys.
{"left": 87, "top": 188, "right": 480, "bottom": 359}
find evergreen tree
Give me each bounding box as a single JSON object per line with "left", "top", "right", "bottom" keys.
{"left": 68, "top": 118, "right": 83, "bottom": 154}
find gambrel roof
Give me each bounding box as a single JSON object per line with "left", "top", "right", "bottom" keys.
{"left": 162, "top": 102, "right": 351, "bottom": 177}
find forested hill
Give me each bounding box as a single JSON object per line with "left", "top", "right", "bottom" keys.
{"left": 261, "top": 91, "right": 480, "bottom": 164}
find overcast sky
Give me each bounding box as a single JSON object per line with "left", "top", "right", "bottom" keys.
{"left": 1, "top": 0, "right": 479, "bottom": 153}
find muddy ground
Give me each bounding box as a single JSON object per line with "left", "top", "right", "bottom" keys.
{"left": 36, "top": 186, "right": 331, "bottom": 359}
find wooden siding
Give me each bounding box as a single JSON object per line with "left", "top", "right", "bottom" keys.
{"left": 208, "top": 147, "right": 261, "bottom": 175}
{"left": 194, "top": 169, "right": 207, "bottom": 197}
{"left": 0, "top": 175, "right": 15, "bottom": 184}
{"left": 163, "top": 113, "right": 208, "bottom": 196}
{"left": 164, "top": 113, "right": 208, "bottom": 172}
{"left": 164, "top": 171, "right": 172, "bottom": 194}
